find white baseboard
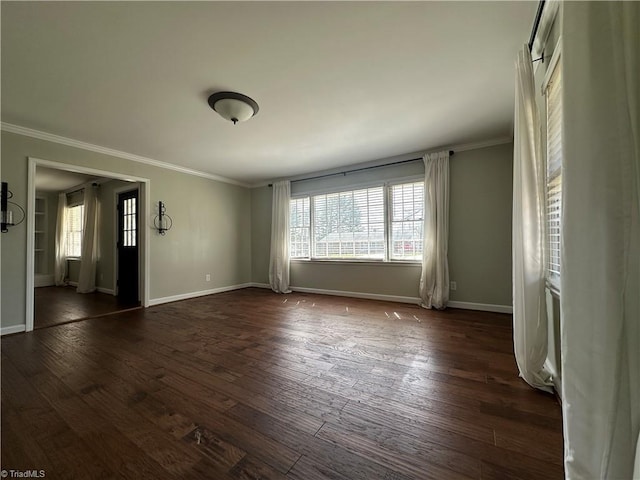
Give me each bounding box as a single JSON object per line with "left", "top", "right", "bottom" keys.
{"left": 447, "top": 301, "right": 513, "bottom": 314}
{"left": 248, "top": 283, "right": 512, "bottom": 314}
{"left": 1, "top": 325, "right": 26, "bottom": 336}
{"left": 149, "top": 283, "right": 253, "bottom": 306}
{"left": 290, "top": 286, "right": 421, "bottom": 305}
{"left": 34, "top": 274, "right": 55, "bottom": 288}
{"left": 252, "top": 283, "right": 418, "bottom": 304}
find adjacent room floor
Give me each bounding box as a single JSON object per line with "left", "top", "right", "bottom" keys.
{"left": 2, "top": 288, "right": 564, "bottom": 479}
{"left": 34, "top": 285, "right": 139, "bottom": 329}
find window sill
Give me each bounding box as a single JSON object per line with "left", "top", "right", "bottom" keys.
{"left": 66, "top": 257, "right": 81, "bottom": 261}
{"left": 291, "top": 259, "right": 421, "bottom": 267}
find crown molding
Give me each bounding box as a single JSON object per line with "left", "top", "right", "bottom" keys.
{"left": 251, "top": 135, "right": 514, "bottom": 188}
{"left": 1, "top": 122, "right": 250, "bottom": 188}
{"left": 450, "top": 135, "right": 513, "bottom": 153}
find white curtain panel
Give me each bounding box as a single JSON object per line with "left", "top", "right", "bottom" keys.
{"left": 511, "top": 45, "right": 553, "bottom": 392}
{"left": 419, "top": 151, "right": 449, "bottom": 309}
{"left": 77, "top": 185, "right": 99, "bottom": 294}
{"left": 54, "top": 192, "right": 68, "bottom": 286}
{"left": 269, "top": 180, "right": 292, "bottom": 294}
{"left": 561, "top": 2, "right": 639, "bottom": 479}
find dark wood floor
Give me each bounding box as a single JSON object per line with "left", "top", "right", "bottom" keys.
{"left": 34, "top": 286, "right": 139, "bottom": 329}
{"left": 2, "top": 288, "right": 564, "bottom": 479}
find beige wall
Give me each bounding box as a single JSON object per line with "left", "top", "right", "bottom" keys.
{"left": 251, "top": 142, "right": 514, "bottom": 307}
{"left": 250, "top": 185, "right": 272, "bottom": 284}
{"left": 449, "top": 143, "right": 513, "bottom": 305}
{"left": 1, "top": 131, "right": 252, "bottom": 329}
{"left": 67, "top": 259, "right": 81, "bottom": 283}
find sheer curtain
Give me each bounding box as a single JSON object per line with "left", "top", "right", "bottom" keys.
{"left": 561, "top": 2, "right": 639, "bottom": 478}
{"left": 419, "top": 151, "right": 449, "bottom": 309}
{"left": 77, "top": 185, "right": 99, "bottom": 293}
{"left": 54, "top": 192, "right": 68, "bottom": 286}
{"left": 511, "top": 45, "right": 552, "bottom": 391}
{"left": 269, "top": 180, "right": 292, "bottom": 293}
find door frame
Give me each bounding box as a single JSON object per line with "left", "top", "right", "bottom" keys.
{"left": 113, "top": 184, "right": 140, "bottom": 298}
{"left": 26, "top": 157, "right": 151, "bottom": 332}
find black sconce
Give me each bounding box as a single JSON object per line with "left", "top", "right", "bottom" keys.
{"left": 153, "top": 201, "right": 173, "bottom": 235}
{"left": 1, "top": 182, "right": 25, "bottom": 233}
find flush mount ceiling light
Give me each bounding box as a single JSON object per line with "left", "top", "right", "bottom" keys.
{"left": 207, "top": 91, "right": 259, "bottom": 125}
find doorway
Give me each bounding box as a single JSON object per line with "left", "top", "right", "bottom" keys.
{"left": 26, "top": 157, "right": 150, "bottom": 332}
{"left": 116, "top": 188, "right": 140, "bottom": 305}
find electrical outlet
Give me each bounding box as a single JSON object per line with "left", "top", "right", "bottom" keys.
{"left": 450, "top": 281, "right": 457, "bottom": 291}
{"left": 205, "top": 274, "right": 211, "bottom": 282}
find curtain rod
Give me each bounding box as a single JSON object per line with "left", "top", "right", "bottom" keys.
{"left": 528, "top": 0, "right": 546, "bottom": 53}
{"left": 269, "top": 150, "right": 454, "bottom": 187}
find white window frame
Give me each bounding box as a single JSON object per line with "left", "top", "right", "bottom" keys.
{"left": 290, "top": 176, "right": 424, "bottom": 264}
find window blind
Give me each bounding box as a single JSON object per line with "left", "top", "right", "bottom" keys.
{"left": 290, "top": 197, "right": 310, "bottom": 259}
{"left": 546, "top": 62, "right": 562, "bottom": 280}
{"left": 66, "top": 204, "right": 84, "bottom": 257}
{"left": 289, "top": 181, "right": 425, "bottom": 262}
{"left": 390, "top": 182, "right": 425, "bottom": 260}
{"left": 313, "top": 187, "right": 385, "bottom": 260}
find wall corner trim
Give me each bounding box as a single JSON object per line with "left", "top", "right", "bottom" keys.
{"left": 1, "top": 122, "right": 250, "bottom": 188}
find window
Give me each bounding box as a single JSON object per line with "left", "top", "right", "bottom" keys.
{"left": 545, "top": 59, "right": 562, "bottom": 284}
{"left": 390, "top": 182, "right": 424, "bottom": 260}
{"left": 66, "top": 204, "right": 84, "bottom": 257}
{"left": 313, "top": 187, "right": 385, "bottom": 260}
{"left": 290, "top": 197, "right": 310, "bottom": 259}
{"left": 290, "top": 181, "right": 423, "bottom": 262}
{"left": 122, "top": 196, "right": 137, "bottom": 247}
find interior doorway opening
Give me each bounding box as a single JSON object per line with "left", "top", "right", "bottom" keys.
{"left": 27, "top": 157, "right": 150, "bottom": 332}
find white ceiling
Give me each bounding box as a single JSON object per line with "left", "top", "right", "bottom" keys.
{"left": 1, "top": 2, "right": 536, "bottom": 185}
{"left": 35, "top": 167, "right": 99, "bottom": 193}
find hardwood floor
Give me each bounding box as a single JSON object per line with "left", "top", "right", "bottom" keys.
{"left": 1, "top": 288, "right": 564, "bottom": 479}
{"left": 34, "top": 286, "right": 140, "bottom": 329}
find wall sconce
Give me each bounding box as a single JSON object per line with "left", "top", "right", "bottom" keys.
{"left": 1, "top": 182, "right": 25, "bottom": 233}
{"left": 153, "top": 201, "right": 173, "bottom": 235}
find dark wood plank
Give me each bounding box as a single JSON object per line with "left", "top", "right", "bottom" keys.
{"left": 34, "top": 285, "right": 139, "bottom": 329}
{"left": 2, "top": 288, "right": 564, "bottom": 479}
